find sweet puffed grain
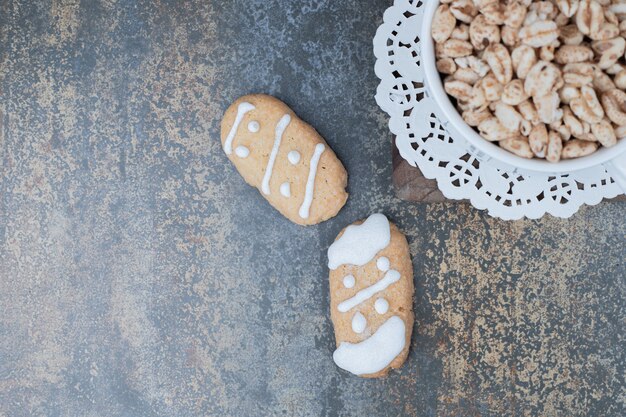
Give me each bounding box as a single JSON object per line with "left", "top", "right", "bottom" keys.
{"left": 529, "top": 123, "right": 549, "bottom": 157}
{"left": 500, "top": 136, "right": 535, "bottom": 158}
{"left": 562, "top": 138, "right": 599, "bottom": 158}
{"left": 433, "top": 5, "right": 457, "bottom": 43}
{"left": 614, "top": 69, "right": 626, "bottom": 88}
{"left": 591, "top": 119, "right": 618, "bottom": 146}
{"left": 432, "top": 0, "right": 625, "bottom": 161}
{"left": 484, "top": 44, "right": 514, "bottom": 83}
{"left": 479, "top": 117, "right": 514, "bottom": 141}
{"left": 546, "top": 130, "right": 564, "bottom": 162}
{"left": 601, "top": 88, "right": 626, "bottom": 125}
{"left": 502, "top": 79, "right": 530, "bottom": 105}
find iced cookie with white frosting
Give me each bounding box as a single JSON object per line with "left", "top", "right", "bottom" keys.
{"left": 328, "top": 213, "right": 414, "bottom": 378}
{"left": 220, "top": 94, "right": 348, "bottom": 225}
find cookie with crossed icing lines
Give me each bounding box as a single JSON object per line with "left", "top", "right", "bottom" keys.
{"left": 328, "top": 213, "right": 414, "bottom": 378}
{"left": 221, "top": 94, "right": 348, "bottom": 225}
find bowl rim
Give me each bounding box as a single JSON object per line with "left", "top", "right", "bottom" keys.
{"left": 421, "top": 0, "right": 626, "bottom": 174}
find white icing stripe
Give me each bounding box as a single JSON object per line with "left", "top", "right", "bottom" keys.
{"left": 224, "top": 102, "right": 255, "bottom": 155}
{"left": 262, "top": 114, "right": 291, "bottom": 195}
{"left": 377, "top": 257, "right": 390, "bottom": 271}
{"left": 287, "top": 150, "right": 300, "bottom": 165}
{"left": 375, "top": 298, "right": 389, "bottom": 314}
{"left": 327, "top": 213, "right": 391, "bottom": 270}
{"left": 351, "top": 312, "right": 367, "bottom": 334}
{"left": 333, "top": 316, "right": 406, "bottom": 376}
{"left": 298, "top": 143, "right": 325, "bottom": 219}
{"left": 343, "top": 275, "right": 355, "bottom": 288}
{"left": 337, "top": 269, "right": 400, "bottom": 313}
{"left": 235, "top": 146, "right": 250, "bottom": 158}
{"left": 280, "top": 182, "right": 291, "bottom": 198}
{"left": 248, "top": 120, "right": 260, "bottom": 132}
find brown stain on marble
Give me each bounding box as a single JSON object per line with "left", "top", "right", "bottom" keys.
{"left": 48, "top": 0, "right": 81, "bottom": 45}
{"left": 410, "top": 207, "right": 625, "bottom": 415}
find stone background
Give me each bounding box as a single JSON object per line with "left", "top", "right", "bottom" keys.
{"left": 0, "top": 1, "right": 624, "bottom": 416}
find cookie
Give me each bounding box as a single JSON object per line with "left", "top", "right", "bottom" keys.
{"left": 220, "top": 94, "right": 348, "bottom": 225}
{"left": 327, "top": 213, "right": 414, "bottom": 378}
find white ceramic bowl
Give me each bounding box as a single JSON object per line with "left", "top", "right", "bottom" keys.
{"left": 421, "top": 0, "right": 626, "bottom": 190}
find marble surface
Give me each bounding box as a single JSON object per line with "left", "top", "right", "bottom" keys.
{"left": 0, "top": 1, "right": 624, "bottom": 416}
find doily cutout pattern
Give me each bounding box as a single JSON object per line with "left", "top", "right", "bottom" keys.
{"left": 373, "top": 0, "right": 623, "bottom": 220}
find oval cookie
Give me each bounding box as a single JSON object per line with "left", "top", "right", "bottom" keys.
{"left": 327, "top": 213, "right": 414, "bottom": 378}
{"left": 220, "top": 94, "right": 348, "bottom": 225}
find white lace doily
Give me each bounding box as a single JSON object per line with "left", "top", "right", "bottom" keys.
{"left": 373, "top": 0, "right": 624, "bottom": 220}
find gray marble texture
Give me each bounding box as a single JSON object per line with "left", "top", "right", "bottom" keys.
{"left": 0, "top": 1, "right": 624, "bottom": 416}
